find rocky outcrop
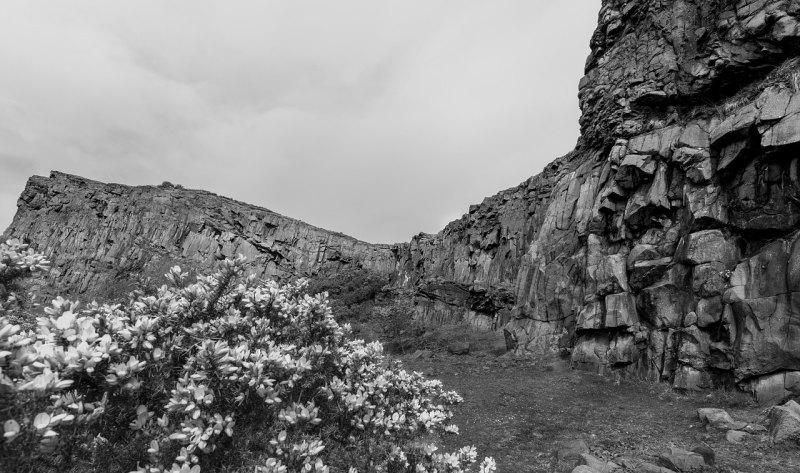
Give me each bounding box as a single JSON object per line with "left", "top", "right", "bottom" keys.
{"left": 390, "top": 0, "right": 800, "bottom": 400}
{"left": 6, "top": 0, "right": 800, "bottom": 400}
{"left": 4, "top": 172, "right": 398, "bottom": 299}
{"left": 580, "top": 0, "right": 800, "bottom": 147}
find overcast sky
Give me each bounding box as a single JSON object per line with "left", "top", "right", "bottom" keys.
{"left": 0, "top": 1, "right": 600, "bottom": 244}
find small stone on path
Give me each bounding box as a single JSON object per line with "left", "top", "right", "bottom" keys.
{"left": 726, "top": 430, "right": 748, "bottom": 443}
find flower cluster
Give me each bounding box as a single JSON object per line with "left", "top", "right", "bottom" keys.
{"left": 0, "top": 239, "right": 50, "bottom": 279}
{"left": 0, "top": 239, "right": 50, "bottom": 317}
{"left": 0, "top": 249, "right": 495, "bottom": 472}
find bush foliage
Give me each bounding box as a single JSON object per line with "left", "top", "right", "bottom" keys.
{"left": 306, "top": 269, "right": 389, "bottom": 323}
{"left": 0, "top": 240, "right": 494, "bottom": 473}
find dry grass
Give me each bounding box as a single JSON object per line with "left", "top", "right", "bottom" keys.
{"left": 790, "top": 70, "right": 800, "bottom": 93}
{"left": 401, "top": 353, "right": 800, "bottom": 473}
{"left": 719, "top": 57, "right": 800, "bottom": 114}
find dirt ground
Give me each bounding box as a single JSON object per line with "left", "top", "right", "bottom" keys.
{"left": 400, "top": 353, "right": 800, "bottom": 473}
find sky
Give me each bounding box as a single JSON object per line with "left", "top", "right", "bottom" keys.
{"left": 0, "top": 0, "right": 600, "bottom": 244}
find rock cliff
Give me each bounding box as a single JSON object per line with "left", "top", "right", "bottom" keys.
{"left": 4, "top": 172, "right": 398, "bottom": 298}
{"left": 5, "top": 0, "right": 800, "bottom": 401}
{"left": 392, "top": 0, "right": 800, "bottom": 402}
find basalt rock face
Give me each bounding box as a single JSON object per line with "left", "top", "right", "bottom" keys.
{"left": 4, "top": 172, "right": 398, "bottom": 299}
{"left": 580, "top": 0, "right": 800, "bottom": 147}
{"left": 392, "top": 0, "right": 800, "bottom": 400}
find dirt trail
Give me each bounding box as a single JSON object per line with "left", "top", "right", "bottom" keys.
{"left": 402, "top": 354, "right": 800, "bottom": 473}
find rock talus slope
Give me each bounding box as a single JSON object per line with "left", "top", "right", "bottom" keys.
{"left": 5, "top": 0, "right": 800, "bottom": 399}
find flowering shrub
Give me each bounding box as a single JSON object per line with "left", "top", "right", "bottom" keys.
{"left": 0, "top": 247, "right": 494, "bottom": 473}
{"left": 0, "top": 239, "right": 50, "bottom": 319}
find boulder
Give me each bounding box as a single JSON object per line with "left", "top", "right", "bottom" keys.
{"left": 697, "top": 408, "right": 747, "bottom": 430}
{"left": 657, "top": 447, "right": 708, "bottom": 472}
{"left": 769, "top": 400, "right": 800, "bottom": 444}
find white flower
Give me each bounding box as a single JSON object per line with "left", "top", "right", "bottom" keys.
{"left": 479, "top": 457, "right": 497, "bottom": 473}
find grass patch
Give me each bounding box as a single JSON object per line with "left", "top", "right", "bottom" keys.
{"left": 401, "top": 355, "right": 800, "bottom": 473}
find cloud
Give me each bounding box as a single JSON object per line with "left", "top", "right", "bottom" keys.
{"left": 0, "top": 0, "right": 600, "bottom": 242}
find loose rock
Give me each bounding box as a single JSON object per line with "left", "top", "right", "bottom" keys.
{"left": 726, "top": 430, "right": 748, "bottom": 443}
{"left": 697, "top": 408, "right": 747, "bottom": 431}
{"left": 769, "top": 400, "right": 800, "bottom": 444}
{"left": 657, "top": 447, "right": 708, "bottom": 472}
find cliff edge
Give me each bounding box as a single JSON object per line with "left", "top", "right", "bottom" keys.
{"left": 4, "top": 171, "right": 398, "bottom": 298}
